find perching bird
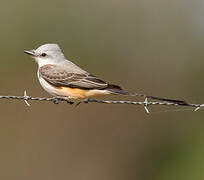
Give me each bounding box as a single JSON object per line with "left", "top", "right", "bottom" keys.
{"left": 24, "top": 43, "right": 188, "bottom": 105}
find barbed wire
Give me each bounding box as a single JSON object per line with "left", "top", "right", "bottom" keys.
{"left": 0, "top": 91, "right": 203, "bottom": 113}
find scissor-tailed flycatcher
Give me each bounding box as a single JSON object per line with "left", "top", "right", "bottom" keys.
{"left": 24, "top": 43, "right": 187, "bottom": 105}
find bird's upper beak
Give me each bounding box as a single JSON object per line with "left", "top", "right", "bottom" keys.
{"left": 24, "top": 49, "right": 36, "bottom": 57}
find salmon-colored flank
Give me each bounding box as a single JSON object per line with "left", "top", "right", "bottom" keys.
{"left": 56, "top": 86, "right": 108, "bottom": 99}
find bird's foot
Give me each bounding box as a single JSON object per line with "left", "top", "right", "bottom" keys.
{"left": 52, "top": 97, "right": 60, "bottom": 104}
{"left": 52, "top": 96, "right": 74, "bottom": 105}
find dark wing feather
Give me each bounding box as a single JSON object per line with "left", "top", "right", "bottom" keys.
{"left": 39, "top": 64, "right": 108, "bottom": 90}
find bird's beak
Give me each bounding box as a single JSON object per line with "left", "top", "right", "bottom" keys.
{"left": 24, "top": 49, "right": 36, "bottom": 57}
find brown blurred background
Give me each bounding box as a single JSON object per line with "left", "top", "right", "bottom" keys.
{"left": 0, "top": 0, "right": 204, "bottom": 179}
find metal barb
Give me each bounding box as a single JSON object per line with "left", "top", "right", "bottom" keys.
{"left": 194, "top": 104, "right": 204, "bottom": 111}
{"left": 75, "top": 101, "right": 82, "bottom": 107}
{"left": 23, "top": 90, "right": 30, "bottom": 106}
{"left": 144, "top": 98, "right": 150, "bottom": 114}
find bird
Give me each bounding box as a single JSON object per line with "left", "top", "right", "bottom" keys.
{"left": 24, "top": 43, "right": 188, "bottom": 105}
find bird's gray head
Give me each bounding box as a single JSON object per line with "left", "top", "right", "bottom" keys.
{"left": 24, "top": 43, "right": 66, "bottom": 67}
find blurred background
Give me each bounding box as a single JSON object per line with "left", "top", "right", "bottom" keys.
{"left": 0, "top": 0, "right": 204, "bottom": 179}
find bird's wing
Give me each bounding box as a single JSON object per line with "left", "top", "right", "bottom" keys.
{"left": 39, "top": 64, "right": 108, "bottom": 90}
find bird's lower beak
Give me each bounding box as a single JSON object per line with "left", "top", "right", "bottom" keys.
{"left": 24, "top": 50, "right": 36, "bottom": 57}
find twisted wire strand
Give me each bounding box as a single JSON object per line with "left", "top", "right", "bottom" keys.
{"left": 0, "top": 91, "right": 203, "bottom": 113}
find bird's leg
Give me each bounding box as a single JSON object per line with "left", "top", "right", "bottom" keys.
{"left": 74, "top": 98, "right": 89, "bottom": 107}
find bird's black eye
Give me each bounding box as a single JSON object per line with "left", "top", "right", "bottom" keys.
{"left": 41, "top": 53, "right": 47, "bottom": 57}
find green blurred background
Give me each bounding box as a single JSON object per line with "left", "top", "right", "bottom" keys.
{"left": 0, "top": 0, "right": 204, "bottom": 179}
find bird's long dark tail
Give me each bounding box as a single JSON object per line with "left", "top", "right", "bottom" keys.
{"left": 107, "top": 84, "right": 189, "bottom": 106}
